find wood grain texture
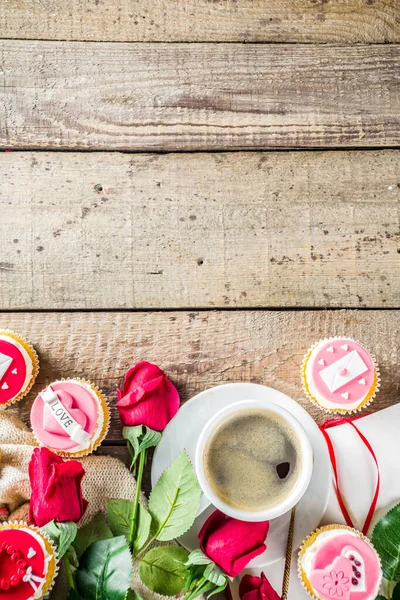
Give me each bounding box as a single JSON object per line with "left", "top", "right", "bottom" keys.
{"left": 4, "top": 310, "right": 400, "bottom": 444}
{"left": 1, "top": 0, "right": 399, "bottom": 43}
{"left": 1, "top": 150, "right": 399, "bottom": 310}
{"left": 1, "top": 41, "right": 399, "bottom": 151}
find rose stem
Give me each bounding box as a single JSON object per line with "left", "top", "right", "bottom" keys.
{"left": 129, "top": 448, "right": 147, "bottom": 550}
{"left": 64, "top": 554, "right": 76, "bottom": 591}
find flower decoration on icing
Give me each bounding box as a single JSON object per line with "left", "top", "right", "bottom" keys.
{"left": 321, "top": 568, "right": 350, "bottom": 598}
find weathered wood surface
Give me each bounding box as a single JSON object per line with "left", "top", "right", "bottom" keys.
{"left": 1, "top": 150, "right": 399, "bottom": 310}
{"left": 1, "top": 0, "right": 399, "bottom": 43}
{"left": 4, "top": 311, "right": 400, "bottom": 448}
{"left": 1, "top": 42, "right": 399, "bottom": 151}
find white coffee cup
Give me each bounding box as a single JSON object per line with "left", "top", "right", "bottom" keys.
{"left": 195, "top": 399, "right": 314, "bottom": 522}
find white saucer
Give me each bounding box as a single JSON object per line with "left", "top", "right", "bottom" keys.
{"left": 151, "top": 383, "right": 331, "bottom": 566}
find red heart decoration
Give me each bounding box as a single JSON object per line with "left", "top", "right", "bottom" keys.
{"left": 43, "top": 390, "right": 87, "bottom": 437}
{"left": 310, "top": 556, "right": 352, "bottom": 600}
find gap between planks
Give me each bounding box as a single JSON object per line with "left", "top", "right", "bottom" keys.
{"left": 1, "top": 0, "right": 399, "bottom": 44}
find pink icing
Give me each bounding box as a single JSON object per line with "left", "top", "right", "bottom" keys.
{"left": 30, "top": 381, "right": 99, "bottom": 450}
{"left": 0, "top": 339, "right": 28, "bottom": 405}
{"left": 310, "top": 339, "right": 374, "bottom": 406}
{"left": 0, "top": 528, "right": 47, "bottom": 600}
{"left": 309, "top": 533, "right": 381, "bottom": 600}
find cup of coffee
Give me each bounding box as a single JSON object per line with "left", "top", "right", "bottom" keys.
{"left": 195, "top": 399, "right": 313, "bottom": 522}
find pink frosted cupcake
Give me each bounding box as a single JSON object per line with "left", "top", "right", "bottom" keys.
{"left": 301, "top": 337, "right": 379, "bottom": 414}
{"left": 298, "top": 525, "right": 382, "bottom": 600}
{"left": 30, "top": 379, "right": 109, "bottom": 457}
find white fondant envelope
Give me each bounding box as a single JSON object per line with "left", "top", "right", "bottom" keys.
{"left": 319, "top": 350, "right": 368, "bottom": 392}
{"left": 0, "top": 352, "right": 12, "bottom": 382}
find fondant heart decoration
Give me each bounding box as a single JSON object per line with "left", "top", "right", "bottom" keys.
{"left": 341, "top": 545, "right": 366, "bottom": 592}
{"left": 310, "top": 556, "right": 352, "bottom": 600}
{"left": 43, "top": 390, "right": 87, "bottom": 437}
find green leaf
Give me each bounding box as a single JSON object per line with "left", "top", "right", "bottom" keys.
{"left": 185, "top": 564, "right": 206, "bottom": 591}
{"left": 123, "top": 426, "right": 142, "bottom": 465}
{"left": 106, "top": 499, "right": 151, "bottom": 552}
{"left": 66, "top": 544, "right": 79, "bottom": 569}
{"left": 138, "top": 427, "right": 161, "bottom": 455}
{"left": 125, "top": 591, "right": 143, "bottom": 600}
{"left": 148, "top": 450, "right": 201, "bottom": 541}
{"left": 185, "top": 549, "right": 212, "bottom": 566}
{"left": 76, "top": 536, "right": 132, "bottom": 600}
{"left": 394, "top": 583, "right": 400, "bottom": 600}
{"left": 372, "top": 503, "right": 400, "bottom": 581}
{"left": 204, "top": 563, "right": 226, "bottom": 587}
{"left": 73, "top": 513, "right": 113, "bottom": 559}
{"left": 67, "top": 591, "right": 82, "bottom": 600}
{"left": 139, "top": 546, "right": 189, "bottom": 596}
{"left": 42, "top": 520, "right": 77, "bottom": 559}
{"left": 207, "top": 581, "right": 228, "bottom": 599}
{"left": 123, "top": 426, "right": 161, "bottom": 469}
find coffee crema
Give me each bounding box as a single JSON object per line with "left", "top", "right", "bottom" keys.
{"left": 203, "top": 409, "right": 302, "bottom": 512}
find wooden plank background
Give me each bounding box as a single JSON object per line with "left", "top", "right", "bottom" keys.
{"left": 1, "top": 0, "right": 400, "bottom": 43}
{"left": 1, "top": 150, "right": 399, "bottom": 309}
{"left": 6, "top": 310, "right": 400, "bottom": 490}
{"left": 1, "top": 0, "right": 400, "bottom": 591}
{"left": 1, "top": 42, "right": 399, "bottom": 151}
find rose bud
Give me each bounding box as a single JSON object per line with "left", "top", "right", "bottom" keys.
{"left": 199, "top": 510, "right": 269, "bottom": 577}
{"left": 239, "top": 572, "right": 281, "bottom": 600}
{"left": 28, "top": 447, "right": 88, "bottom": 527}
{"left": 116, "top": 361, "right": 180, "bottom": 431}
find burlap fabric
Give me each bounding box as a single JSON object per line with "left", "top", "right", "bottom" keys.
{"left": 0, "top": 412, "right": 177, "bottom": 600}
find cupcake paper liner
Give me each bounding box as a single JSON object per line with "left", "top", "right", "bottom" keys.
{"left": 301, "top": 336, "right": 380, "bottom": 415}
{"left": 0, "top": 329, "right": 39, "bottom": 409}
{"left": 297, "top": 524, "right": 382, "bottom": 600}
{"left": 0, "top": 521, "right": 59, "bottom": 600}
{"left": 31, "top": 378, "right": 110, "bottom": 458}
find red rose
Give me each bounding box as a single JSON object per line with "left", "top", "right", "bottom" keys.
{"left": 239, "top": 573, "right": 281, "bottom": 600}
{"left": 116, "top": 361, "right": 180, "bottom": 431}
{"left": 28, "top": 447, "right": 88, "bottom": 527}
{"left": 198, "top": 510, "right": 269, "bottom": 577}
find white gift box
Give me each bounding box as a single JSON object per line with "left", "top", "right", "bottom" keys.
{"left": 230, "top": 402, "right": 400, "bottom": 599}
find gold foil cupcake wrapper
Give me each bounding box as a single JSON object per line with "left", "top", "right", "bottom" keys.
{"left": 301, "top": 336, "right": 380, "bottom": 415}
{"left": 31, "top": 378, "right": 110, "bottom": 458}
{"left": 0, "top": 330, "right": 39, "bottom": 409}
{"left": 0, "top": 521, "right": 59, "bottom": 600}
{"left": 297, "top": 524, "right": 382, "bottom": 600}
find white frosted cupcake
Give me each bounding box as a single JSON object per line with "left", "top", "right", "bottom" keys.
{"left": 30, "top": 378, "right": 109, "bottom": 457}
{"left": 301, "top": 337, "right": 379, "bottom": 414}
{"left": 298, "top": 525, "right": 382, "bottom": 600}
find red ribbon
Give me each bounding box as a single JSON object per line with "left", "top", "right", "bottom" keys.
{"left": 319, "top": 415, "right": 380, "bottom": 536}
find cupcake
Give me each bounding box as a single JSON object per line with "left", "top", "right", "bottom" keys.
{"left": 298, "top": 525, "right": 382, "bottom": 600}
{"left": 0, "top": 331, "right": 39, "bottom": 408}
{"left": 301, "top": 337, "right": 379, "bottom": 414}
{"left": 0, "top": 522, "right": 58, "bottom": 599}
{"left": 30, "top": 379, "right": 109, "bottom": 457}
